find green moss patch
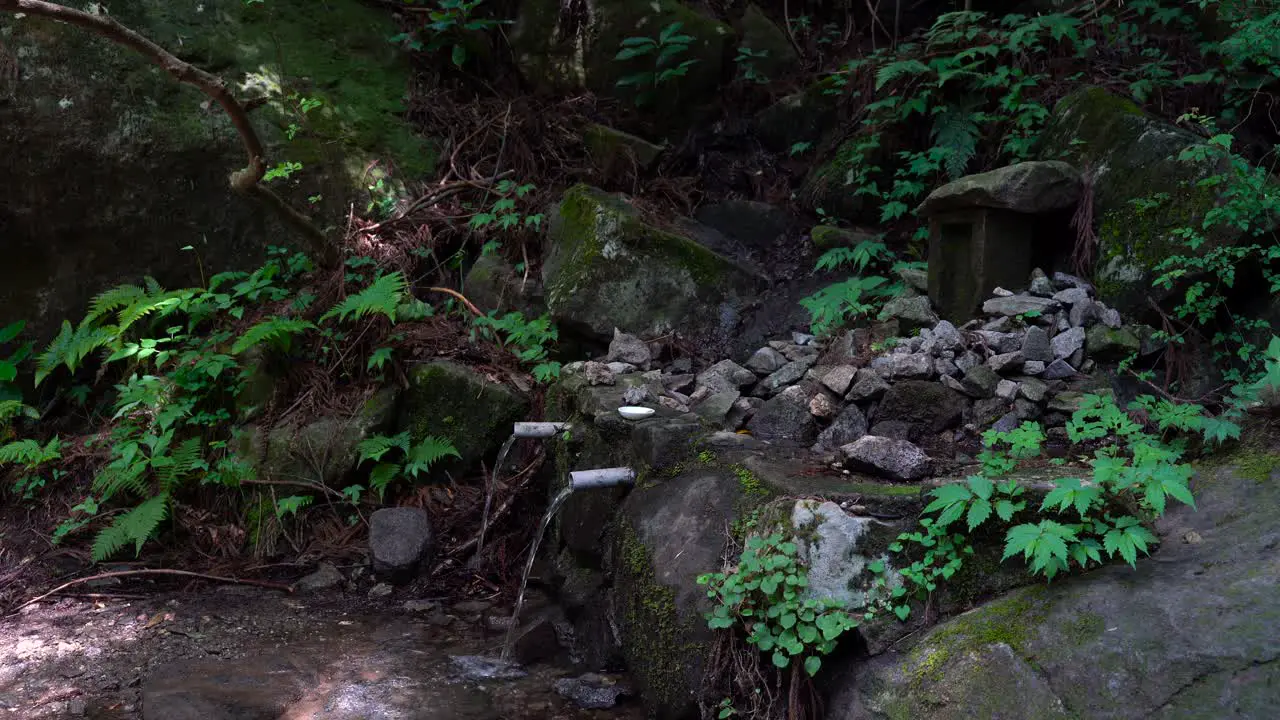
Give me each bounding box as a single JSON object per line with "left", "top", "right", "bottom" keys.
{"left": 616, "top": 519, "right": 705, "bottom": 716}
{"left": 1036, "top": 86, "right": 1236, "bottom": 313}
{"left": 542, "top": 184, "right": 763, "bottom": 338}
{"left": 400, "top": 361, "right": 528, "bottom": 467}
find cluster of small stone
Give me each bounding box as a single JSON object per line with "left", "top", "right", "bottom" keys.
{"left": 562, "top": 269, "right": 1160, "bottom": 482}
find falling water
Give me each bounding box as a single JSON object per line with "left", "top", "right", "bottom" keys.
{"left": 501, "top": 485, "right": 575, "bottom": 659}
{"left": 471, "top": 434, "right": 519, "bottom": 569}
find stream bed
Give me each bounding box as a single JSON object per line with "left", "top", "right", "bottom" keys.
{"left": 0, "top": 583, "right": 643, "bottom": 720}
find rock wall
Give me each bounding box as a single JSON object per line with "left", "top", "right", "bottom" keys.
{"left": 831, "top": 454, "right": 1280, "bottom": 719}
{"left": 0, "top": 0, "right": 431, "bottom": 342}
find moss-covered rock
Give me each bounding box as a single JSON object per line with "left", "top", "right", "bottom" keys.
{"left": 462, "top": 252, "right": 545, "bottom": 316}
{"left": 800, "top": 128, "right": 885, "bottom": 223}
{"left": 510, "top": 0, "right": 734, "bottom": 135}
{"left": 541, "top": 184, "right": 766, "bottom": 342}
{"left": 1085, "top": 324, "right": 1141, "bottom": 362}
{"left": 245, "top": 388, "right": 399, "bottom": 487}
{"left": 831, "top": 454, "right": 1280, "bottom": 718}
{"left": 613, "top": 471, "right": 755, "bottom": 719}
{"left": 754, "top": 78, "right": 842, "bottom": 152}
{"left": 736, "top": 4, "right": 799, "bottom": 81}
{"left": 0, "top": 0, "right": 432, "bottom": 343}
{"left": 1035, "top": 87, "right": 1239, "bottom": 316}
{"left": 399, "top": 361, "right": 529, "bottom": 468}
{"left": 583, "top": 123, "right": 666, "bottom": 180}
{"left": 810, "top": 225, "right": 881, "bottom": 251}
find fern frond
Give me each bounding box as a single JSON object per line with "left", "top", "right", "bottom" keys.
{"left": 0, "top": 400, "right": 39, "bottom": 423}
{"left": 931, "top": 102, "right": 981, "bottom": 180}
{"left": 320, "top": 272, "right": 409, "bottom": 324}
{"left": 875, "top": 58, "right": 931, "bottom": 90}
{"left": 91, "top": 493, "right": 169, "bottom": 562}
{"left": 928, "top": 11, "right": 986, "bottom": 45}
{"left": 356, "top": 432, "right": 411, "bottom": 464}
{"left": 369, "top": 462, "right": 402, "bottom": 499}
{"left": 92, "top": 459, "right": 150, "bottom": 503}
{"left": 0, "top": 436, "right": 61, "bottom": 466}
{"left": 153, "top": 437, "right": 204, "bottom": 491}
{"left": 86, "top": 284, "right": 147, "bottom": 324}
{"left": 403, "top": 435, "right": 461, "bottom": 478}
{"left": 115, "top": 289, "right": 188, "bottom": 337}
{"left": 35, "top": 321, "right": 118, "bottom": 385}
{"left": 231, "top": 317, "right": 316, "bottom": 355}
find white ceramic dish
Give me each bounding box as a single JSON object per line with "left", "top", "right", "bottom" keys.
{"left": 618, "top": 406, "right": 655, "bottom": 420}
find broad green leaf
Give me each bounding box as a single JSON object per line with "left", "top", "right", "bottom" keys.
{"left": 966, "top": 498, "right": 992, "bottom": 531}
{"left": 804, "top": 655, "right": 822, "bottom": 676}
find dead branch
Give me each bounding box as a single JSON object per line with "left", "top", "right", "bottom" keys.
{"left": 10, "top": 568, "right": 293, "bottom": 614}
{"left": 425, "top": 286, "right": 484, "bottom": 317}
{"left": 0, "top": 0, "right": 331, "bottom": 259}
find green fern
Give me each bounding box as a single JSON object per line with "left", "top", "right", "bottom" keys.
{"left": 153, "top": 437, "right": 204, "bottom": 491}
{"left": 801, "top": 275, "right": 892, "bottom": 337}
{"left": 92, "top": 457, "right": 150, "bottom": 503}
{"left": 35, "top": 321, "right": 118, "bottom": 386}
{"left": 931, "top": 101, "right": 982, "bottom": 179}
{"left": 231, "top": 317, "right": 316, "bottom": 354}
{"left": 875, "top": 58, "right": 931, "bottom": 90}
{"left": 321, "top": 272, "right": 409, "bottom": 324}
{"left": 0, "top": 400, "right": 39, "bottom": 423}
{"left": 403, "top": 435, "right": 461, "bottom": 478}
{"left": 87, "top": 280, "right": 188, "bottom": 338}
{"left": 115, "top": 289, "right": 189, "bottom": 337}
{"left": 0, "top": 436, "right": 62, "bottom": 467}
{"left": 368, "top": 462, "right": 402, "bottom": 499}
{"left": 86, "top": 283, "right": 148, "bottom": 324}
{"left": 356, "top": 432, "right": 411, "bottom": 464}
{"left": 91, "top": 492, "right": 169, "bottom": 561}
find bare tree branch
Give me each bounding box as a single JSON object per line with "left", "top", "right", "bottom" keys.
{"left": 0, "top": 0, "right": 332, "bottom": 259}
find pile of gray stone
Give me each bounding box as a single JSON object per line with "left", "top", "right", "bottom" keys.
{"left": 562, "top": 269, "right": 1161, "bottom": 482}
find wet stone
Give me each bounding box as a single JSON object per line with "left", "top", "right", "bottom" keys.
{"left": 554, "top": 674, "right": 631, "bottom": 710}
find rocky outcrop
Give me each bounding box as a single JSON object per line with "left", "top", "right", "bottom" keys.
{"left": 584, "top": 123, "right": 666, "bottom": 180}
{"left": 1035, "top": 86, "right": 1241, "bottom": 315}
{"left": 510, "top": 0, "right": 734, "bottom": 134}
{"left": 542, "top": 184, "right": 765, "bottom": 344}
{"left": 735, "top": 4, "right": 799, "bottom": 81}
{"left": 0, "top": 0, "right": 430, "bottom": 342}
{"left": 399, "top": 361, "right": 529, "bottom": 468}
{"left": 831, "top": 456, "right": 1280, "bottom": 719}
{"left": 754, "top": 79, "right": 841, "bottom": 152}
{"left": 242, "top": 388, "right": 398, "bottom": 488}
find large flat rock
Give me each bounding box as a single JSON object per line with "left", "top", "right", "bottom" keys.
{"left": 832, "top": 450, "right": 1280, "bottom": 718}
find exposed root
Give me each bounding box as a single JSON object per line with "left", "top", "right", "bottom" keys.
{"left": 11, "top": 569, "right": 293, "bottom": 615}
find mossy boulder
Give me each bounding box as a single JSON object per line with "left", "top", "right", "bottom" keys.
{"left": 613, "top": 470, "right": 759, "bottom": 719}
{"left": 1035, "top": 87, "right": 1238, "bottom": 316}
{"left": 542, "top": 184, "right": 766, "bottom": 343}
{"left": 244, "top": 388, "right": 399, "bottom": 487}
{"left": 584, "top": 123, "right": 666, "bottom": 181}
{"left": 736, "top": 4, "right": 799, "bottom": 81}
{"left": 462, "top": 252, "right": 544, "bottom": 316}
{"left": 0, "top": 0, "right": 432, "bottom": 343}
{"left": 754, "top": 77, "right": 842, "bottom": 152}
{"left": 510, "top": 0, "right": 734, "bottom": 135}
{"left": 801, "top": 128, "right": 886, "bottom": 223}
{"left": 399, "top": 361, "right": 529, "bottom": 468}
{"left": 830, "top": 455, "right": 1280, "bottom": 718}
{"left": 810, "top": 225, "right": 882, "bottom": 251}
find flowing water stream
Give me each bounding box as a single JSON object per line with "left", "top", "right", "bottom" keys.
{"left": 501, "top": 485, "right": 575, "bottom": 660}
{"left": 471, "top": 434, "right": 518, "bottom": 569}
